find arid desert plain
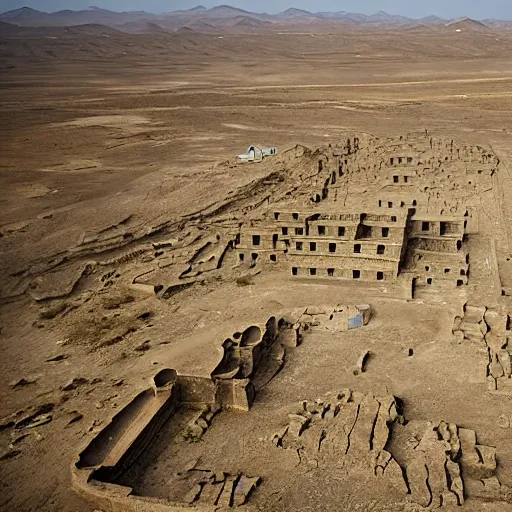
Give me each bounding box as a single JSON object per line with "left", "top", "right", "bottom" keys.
{"left": 2, "top": 10, "right": 512, "bottom": 512}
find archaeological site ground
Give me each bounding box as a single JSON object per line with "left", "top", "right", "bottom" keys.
{"left": 1, "top": 7, "right": 512, "bottom": 512}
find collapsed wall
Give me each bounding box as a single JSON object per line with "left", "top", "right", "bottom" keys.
{"left": 275, "top": 390, "right": 512, "bottom": 509}
{"left": 70, "top": 299, "right": 512, "bottom": 511}
{"left": 71, "top": 306, "right": 371, "bottom": 511}
{"left": 453, "top": 304, "right": 512, "bottom": 392}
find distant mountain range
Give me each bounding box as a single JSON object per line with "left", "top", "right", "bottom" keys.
{"left": 1, "top": 5, "right": 511, "bottom": 33}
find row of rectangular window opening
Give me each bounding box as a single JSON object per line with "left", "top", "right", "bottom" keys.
{"left": 379, "top": 199, "right": 416, "bottom": 208}
{"left": 390, "top": 157, "right": 413, "bottom": 165}
{"left": 252, "top": 227, "right": 391, "bottom": 245}
{"left": 282, "top": 226, "right": 353, "bottom": 237}
{"left": 292, "top": 267, "right": 385, "bottom": 280}
{"left": 392, "top": 175, "right": 411, "bottom": 183}
{"left": 424, "top": 266, "right": 467, "bottom": 276}
{"left": 239, "top": 253, "right": 277, "bottom": 263}
{"left": 274, "top": 212, "right": 300, "bottom": 220}
{"left": 294, "top": 241, "right": 386, "bottom": 254}
{"left": 417, "top": 221, "right": 465, "bottom": 233}
{"left": 273, "top": 212, "right": 398, "bottom": 224}
{"left": 283, "top": 226, "right": 390, "bottom": 237}
{"left": 424, "top": 277, "right": 465, "bottom": 287}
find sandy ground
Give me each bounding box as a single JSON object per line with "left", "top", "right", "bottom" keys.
{"left": 1, "top": 28, "right": 512, "bottom": 512}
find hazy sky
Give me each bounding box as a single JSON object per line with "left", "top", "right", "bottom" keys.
{"left": 3, "top": 0, "right": 512, "bottom": 19}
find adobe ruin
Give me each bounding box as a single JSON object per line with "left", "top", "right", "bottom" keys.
{"left": 72, "top": 305, "right": 512, "bottom": 511}
{"left": 234, "top": 134, "right": 493, "bottom": 301}
{"left": 43, "top": 131, "right": 511, "bottom": 511}
{"left": 72, "top": 306, "right": 375, "bottom": 510}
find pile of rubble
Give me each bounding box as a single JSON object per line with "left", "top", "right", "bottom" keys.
{"left": 273, "top": 389, "right": 512, "bottom": 509}
{"left": 179, "top": 464, "right": 261, "bottom": 508}
{"left": 453, "top": 304, "right": 512, "bottom": 391}
{"left": 272, "top": 390, "right": 407, "bottom": 492}
{"left": 181, "top": 404, "right": 221, "bottom": 442}
{"left": 296, "top": 304, "right": 371, "bottom": 331}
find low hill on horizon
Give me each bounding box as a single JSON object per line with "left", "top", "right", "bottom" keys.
{"left": 2, "top": 4, "right": 510, "bottom": 33}
{"left": 2, "top": 15, "right": 512, "bottom": 66}
{"left": 445, "top": 17, "right": 491, "bottom": 30}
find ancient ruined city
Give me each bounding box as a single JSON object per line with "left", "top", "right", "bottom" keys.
{"left": 2, "top": 3, "right": 512, "bottom": 512}
{"left": 62, "top": 133, "right": 512, "bottom": 511}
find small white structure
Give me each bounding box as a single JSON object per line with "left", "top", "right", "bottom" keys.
{"left": 237, "top": 145, "right": 277, "bottom": 162}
